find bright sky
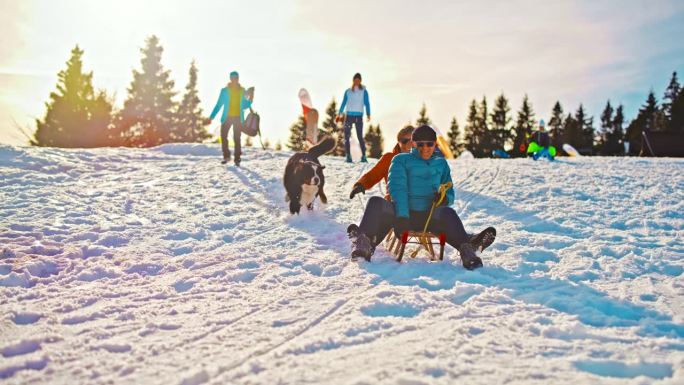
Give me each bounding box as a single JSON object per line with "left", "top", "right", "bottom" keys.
{"left": 1, "top": 0, "right": 683, "bottom": 150}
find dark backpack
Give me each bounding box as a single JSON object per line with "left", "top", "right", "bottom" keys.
{"left": 243, "top": 109, "right": 260, "bottom": 137}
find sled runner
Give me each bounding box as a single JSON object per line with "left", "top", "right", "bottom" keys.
{"left": 386, "top": 230, "right": 446, "bottom": 262}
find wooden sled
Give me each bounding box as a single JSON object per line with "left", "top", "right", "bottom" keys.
{"left": 385, "top": 230, "right": 446, "bottom": 262}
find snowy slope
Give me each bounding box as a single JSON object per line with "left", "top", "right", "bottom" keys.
{"left": 1, "top": 144, "right": 683, "bottom": 385}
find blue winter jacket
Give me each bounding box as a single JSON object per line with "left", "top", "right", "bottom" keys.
{"left": 209, "top": 87, "right": 253, "bottom": 123}
{"left": 388, "top": 149, "right": 455, "bottom": 218}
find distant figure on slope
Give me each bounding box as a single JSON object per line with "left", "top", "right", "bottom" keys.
{"left": 347, "top": 125, "right": 496, "bottom": 268}
{"left": 208, "top": 71, "right": 254, "bottom": 166}
{"left": 349, "top": 125, "right": 415, "bottom": 200}
{"left": 527, "top": 119, "right": 556, "bottom": 161}
{"left": 338, "top": 73, "right": 371, "bottom": 163}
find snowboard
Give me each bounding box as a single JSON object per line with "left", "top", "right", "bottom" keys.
{"left": 298, "top": 88, "right": 319, "bottom": 147}
{"left": 563, "top": 143, "right": 580, "bottom": 157}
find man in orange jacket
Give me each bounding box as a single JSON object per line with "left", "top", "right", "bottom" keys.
{"left": 349, "top": 125, "right": 415, "bottom": 200}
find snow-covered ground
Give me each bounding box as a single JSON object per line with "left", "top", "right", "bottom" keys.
{"left": 1, "top": 144, "right": 682, "bottom": 385}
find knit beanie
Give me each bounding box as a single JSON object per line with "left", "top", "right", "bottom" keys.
{"left": 412, "top": 125, "right": 437, "bottom": 142}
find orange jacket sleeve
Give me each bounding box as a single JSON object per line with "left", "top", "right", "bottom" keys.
{"left": 356, "top": 152, "right": 394, "bottom": 191}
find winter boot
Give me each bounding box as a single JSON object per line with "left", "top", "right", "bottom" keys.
{"left": 467, "top": 227, "right": 496, "bottom": 253}
{"left": 457, "top": 242, "right": 483, "bottom": 270}
{"left": 360, "top": 155, "right": 368, "bottom": 163}
{"left": 345, "top": 154, "right": 353, "bottom": 163}
{"left": 347, "top": 224, "right": 373, "bottom": 261}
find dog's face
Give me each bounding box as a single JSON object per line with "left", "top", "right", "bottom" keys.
{"left": 295, "top": 161, "right": 323, "bottom": 187}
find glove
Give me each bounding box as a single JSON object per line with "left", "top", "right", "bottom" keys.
{"left": 393, "top": 217, "right": 410, "bottom": 238}
{"left": 349, "top": 183, "right": 365, "bottom": 199}
{"left": 433, "top": 192, "right": 446, "bottom": 207}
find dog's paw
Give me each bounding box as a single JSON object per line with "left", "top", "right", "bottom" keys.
{"left": 318, "top": 189, "right": 328, "bottom": 204}
{"left": 289, "top": 200, "right": 301, "bottom": 214}
{"left": 307, "top": 203, "right": 314, "bottom": 210}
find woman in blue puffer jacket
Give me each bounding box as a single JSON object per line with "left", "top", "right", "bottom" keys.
{"left": 347, "top": 125, "right": 495, "bottom": 269}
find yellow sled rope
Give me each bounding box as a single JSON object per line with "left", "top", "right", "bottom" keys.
{"left": 410, "top": 182, "right": 453, "bottom": 258}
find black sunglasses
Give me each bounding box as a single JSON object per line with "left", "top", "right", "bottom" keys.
{"left": 416, "top": 141, "right": 435, "bottom": 148}
{"left": 399, "top": 138, "right": 412, "bottom": 144}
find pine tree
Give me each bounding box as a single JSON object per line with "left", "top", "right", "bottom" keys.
{"left": 447, "top": 117, "right": 463, "bottom": 156}
{"left": 275, "top": 140, "right": 283, "bottom": 151}
{"left": 262, "top": 138, "right": 271, "bottom": 149}
{"left": 512, "top": 95, "right": 535, "bottom": 158}
{"left": 287, "top": 115, "right": 306, "bottom": 151}
{"left": 583, "top": 114, "right": 595, "bottom": 152}
{"left": 117, "top": 35, "right": 178, "bottom": 147}
{"left": 475, "top": 96, "right": 495, "bottom": 157}
{"left": 597, "top": 100, "right": 614, "bottom": 155}
{"left": 670, "top": 86, "right": 684, "bottom": 131}
{"left": 33, "top": 46, "right": 114, "bottom": 148}
{"left": 416, "top": 103, "right": 432, "bottom": 126}
{"left": 489, "top": 93, "right": 512, "bottom": 153}
{"left": 606, "top": 104, "right": 625, "bottom": 155}
{"left": 626, "top": 91, "right": 660, "bottom": 155}
{"left": 175, "top": 61, "right": 209, "bottom": 142}
{"left": 463, "top": 100, "right": 480, "bottom": 156}
{"left": 548, "top": 101, "right": 564, "bottom": 148}
{"left": 322, "top": 99, "right": 344, "bottom": 156}
{"left": 663, "top": 71, "right": 680, "bottom": 127}
{"left": 364, "top": 124, "right": 384, "bottom": 158}
{"left": 244, "top": 136, "right": 253, "bottom": 147}
{"left": 566, "top": 104, "right": 592, "bottom": 152}
{"left": 644, "top": 91, "right": 660, "bottom": 131}
{"left": 562, "top": 113, "right": 579, "bottom": 154}
{"left": 376, "top": 125, "right": 385, "bottom": 157}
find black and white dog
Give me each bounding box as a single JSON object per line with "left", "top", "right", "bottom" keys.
{"left": 284, "top": 137, "right": 336, "bottom": 214}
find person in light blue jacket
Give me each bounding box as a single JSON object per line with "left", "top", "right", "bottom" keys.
{"left": 347, "top": 125, "right": 496, "bottom": 269}
{"left": 208, "top": 71, "right": 253, "bottom": 166}
{"left": 338, "top": 73, "right": 371, "bottom": 163}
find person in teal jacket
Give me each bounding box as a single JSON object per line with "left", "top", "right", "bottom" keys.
{"left": 208, "top": 71, "right": 253, "bottom": 166}
{"left": 347, "top": 125, "right": 495, "bottom": 269}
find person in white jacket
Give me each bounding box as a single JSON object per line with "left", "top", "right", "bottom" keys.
{"left": 337, "top": 73, "right": 371, "bottom": 163}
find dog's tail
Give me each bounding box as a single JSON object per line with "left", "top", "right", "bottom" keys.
{"left": 308, "top": 136, "right": 336, "bottom": 159}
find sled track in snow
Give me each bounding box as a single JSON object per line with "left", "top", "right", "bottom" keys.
{"left": 214, "top": 297, "right": 353, "bottom": 379}
{"left": 227, "top": 166, "right": 284, "bottom": 216}
{"left": 456, "top": 164, "right": 500, "bottom": 214}
{"left": 214, "top": 283, "right": 387, "bottom": 381}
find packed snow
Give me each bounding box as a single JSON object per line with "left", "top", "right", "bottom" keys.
{"left": 0, "top": 143, "right": 683, "bottom": 384}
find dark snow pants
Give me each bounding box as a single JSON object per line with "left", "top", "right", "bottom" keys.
{"left": 344, "top": 115, "right": 366, "bottom": 157}
{"left": 221, "top": 116, "right": 242, "bottom": 161}
{"left": 358, "top": 196, "right": 469, "bottom": 248}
